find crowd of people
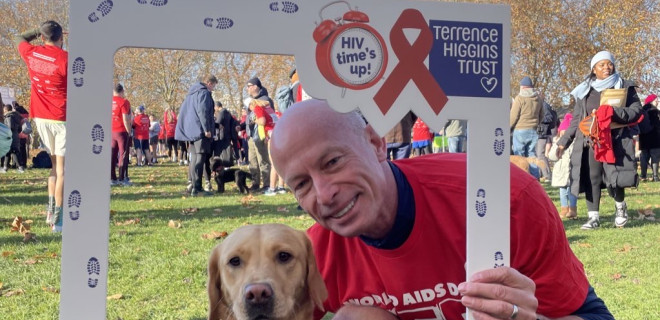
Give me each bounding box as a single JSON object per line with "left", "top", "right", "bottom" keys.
{"left": 4, "top": 18, "right": 660, "bottom": 319}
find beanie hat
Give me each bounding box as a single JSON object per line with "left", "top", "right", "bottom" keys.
{"left": 247, "top": 77, "right": 262, "bottom": 88}
{"left": 645, "top": 94, "right": 657, "bottom": 105}
{"left": 590, "top": 51, "right": 615, "bottom": 70}
{"left": 137, "top": 105, "right": 145, "bottom": 113}
{"left": 520, "top": 76, "right": 533, "bottom": 87}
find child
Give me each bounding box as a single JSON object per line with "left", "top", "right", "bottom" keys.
{"left": 550, "top": 113, "right": 578, "bottom": 219}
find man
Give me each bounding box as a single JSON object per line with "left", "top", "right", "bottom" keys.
{"left": 132, "top": 105, "right": 153, "bottom": 166}
{"left": 536, "top": 100, "right": 558, "bottom": 182}
{"left": 16, "top": 20, "right": 67, "bottom": 232}
{"left": 269, "top": 100, "right": 613, "bottom": 320}
{"left": 384, "top": 111, "right": 415, "bottom": 160}
{"left": 245, "top": 76, "right": 273, "bottom": 192}
{"left": 510, "top": 76, "right": 544, "bottom": 157}
{"left": 111, "top": 84, "right": 132, "bottom": 186}
{"left": 175, "top": 75, "right": 217, "bottom": 196}
{"left": 443, "top": 119, "right": 468, "bottom": 153}
{"left": 2, "top": 104, "right": 24, "bottom": 173}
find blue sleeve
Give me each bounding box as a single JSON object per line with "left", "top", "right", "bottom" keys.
{"left": 570, "top": 286, "right": 614, "bottom": 320}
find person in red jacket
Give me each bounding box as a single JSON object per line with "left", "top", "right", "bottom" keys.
{"left": 133, "top": 105, "right": 153, "bottom": 166}
{"left": 270, "top": 100, "right": 613, "bottom": 320}
{"left": 16, "top": 20, "right": 67, "bottom": 232}
{"left": 412, "top": 117, "right": 433, "bottom": 157}
{"left": 163, "top": 107, "right": 178, "bottom": 162}
{"left": 111, "top": 84, "right": 132, "bottom": 186}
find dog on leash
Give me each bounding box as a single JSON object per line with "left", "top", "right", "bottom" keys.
{"left": 210, "top": 157, "right": 250, "bottom": 193}
{"left": 207, "top": 224, "right": 328, "bottom": 320}
{"left": 510, "top": 155, "right": 548, "bottom": 180}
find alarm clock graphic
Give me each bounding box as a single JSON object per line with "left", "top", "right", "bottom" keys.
{"left": 314, "top": 1, "right": 388, "bottom": 90}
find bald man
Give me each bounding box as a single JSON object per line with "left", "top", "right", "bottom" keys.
{"left": 269, "top": 100, "right": 612, "bottom": 320}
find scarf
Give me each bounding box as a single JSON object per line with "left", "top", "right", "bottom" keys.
{"left": 570, "top": 73, "right": 623, "bottom": 100}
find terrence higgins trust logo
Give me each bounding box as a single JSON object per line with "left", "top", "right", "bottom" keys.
{"left": 314, "top": 1, "right": 387, "bottom": 90}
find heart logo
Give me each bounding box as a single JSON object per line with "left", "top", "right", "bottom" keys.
{"left": 480, "top": 77, "right": 498, "bottom": 93}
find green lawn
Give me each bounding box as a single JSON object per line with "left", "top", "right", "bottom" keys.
{"left": 1, "top": 161, "right": 658, "bottom": 319}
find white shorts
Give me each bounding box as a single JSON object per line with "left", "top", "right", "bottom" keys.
{"left": 34, "top": 118, "right": 66, "bottom": 156}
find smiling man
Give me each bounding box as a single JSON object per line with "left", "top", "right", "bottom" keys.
{"left": 269, "top": 99, "right": 613, "bottom": 320}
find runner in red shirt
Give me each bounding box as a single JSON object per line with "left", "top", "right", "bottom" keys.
{"left": 16, "top": 20, "right": 67, "bottom": 232}
{"left": 132, "top": 105, "right": 153, "bottom": 166}
{"left": 111, "top": 84, "right": 132, "bottom": 185}
{"left": 163, "top": 107, "right": 178, "bottom": 162}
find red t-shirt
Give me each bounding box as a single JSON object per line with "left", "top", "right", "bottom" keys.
{"left": 163, "top": 110, "right": 177, "bottom": 138}
{"left": 111, "top": 96, "right": 131, "bottom": 133}
{"left": 412, "top": 118, "right": 433, "bottom": 142}
{"left": 158, "top": 122, "right": 166, "bottom": 139}
{"left": 133, "top": 113, "right": 150, "bottom": 140}
{"left": 309, "top": 154, "right": 588, "bottom": 319}
{"left": 18, "top": 42, "right": 67, "bottom": 121}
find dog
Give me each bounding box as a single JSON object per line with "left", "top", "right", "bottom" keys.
{"left": 210, "top": 157, "right": 250, "bottom": 193}
{"left": 207, "top": 224, "right": 327, "bottom": 320}
{"left": 510, "top": 155, "right": 548, "bottom": 180}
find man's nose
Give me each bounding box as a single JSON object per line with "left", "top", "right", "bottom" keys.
{"left": 314, "top": 176, "right": 338, "bottom": 206}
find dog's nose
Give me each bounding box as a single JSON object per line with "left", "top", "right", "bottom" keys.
{"left": 244, "top": 283, "right": 273, "bottom": 305}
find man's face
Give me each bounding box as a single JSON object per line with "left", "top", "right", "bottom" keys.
{"left": 271, "top": 110, "right": 392, "bottom": 239}
{"left": 206, "top": 82, "right": 217, "bottom": 91}
{"left": 246, "top": 83, "right": 258, "bottom": 97}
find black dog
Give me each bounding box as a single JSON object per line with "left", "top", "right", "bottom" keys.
{"left": 210, "top": 158, "right": 250, "bottom": 193}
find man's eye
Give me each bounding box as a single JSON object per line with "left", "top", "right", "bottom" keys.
{"left": 326, "top": 157, "right": 340, "bottom": 167}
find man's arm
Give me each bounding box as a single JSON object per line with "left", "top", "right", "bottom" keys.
{"left": 123, "top": 114, "right": 132, "bottom": 134}
{"left": 330, "top": 304, "right": 399, "bottom": 320}
{"left": 15, "top": 28, "right": 41, "bottom": 45}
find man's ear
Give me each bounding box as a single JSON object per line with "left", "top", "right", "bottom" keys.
{"left": 365, "top": 124, "right": 388, "bottom": 162}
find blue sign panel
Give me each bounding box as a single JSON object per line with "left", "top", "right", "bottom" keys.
{"left": 429, "top": 20, "right": 503, "bottom": 98}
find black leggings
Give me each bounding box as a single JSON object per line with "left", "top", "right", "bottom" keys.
{"left": 581, "top": 146, "right": 624, "bottom": 212}
{"left": 166, "top": 137, "right": 178, "bottom": 157}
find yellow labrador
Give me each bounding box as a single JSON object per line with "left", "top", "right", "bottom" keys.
{"left": 208, "top": 224, "right": 327, "bottom": 320}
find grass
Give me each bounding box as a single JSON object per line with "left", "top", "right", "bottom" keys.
{"left": 1, "top": 160, "right": 659, "bottom": 319}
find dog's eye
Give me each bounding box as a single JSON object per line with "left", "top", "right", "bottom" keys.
{"left": 277, "top": 251, "right": 292, "bottom": 263}
{"left": 228, "top": 256, "right": 241, "bottom": 267}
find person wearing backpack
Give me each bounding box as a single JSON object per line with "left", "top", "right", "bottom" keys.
{"left": 1, "top": 104, "right": 24, "bottom": 173}
{"left": 245, "top": 77, "right": 273, "bottom": 192}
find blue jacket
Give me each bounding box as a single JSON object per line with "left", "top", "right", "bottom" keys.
{"left": 175, "top": 82, "right": 214, "bottom": 141}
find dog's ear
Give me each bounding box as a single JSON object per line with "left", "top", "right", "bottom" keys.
{"left": 302, "top": 232, "right": 328, "bottom": 311}
{"left": 208, "top": 244, "right": 224, "bottom": 320}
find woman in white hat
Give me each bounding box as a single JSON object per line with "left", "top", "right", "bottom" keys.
{"left": 556, "top": 50, "right": 643, "bottom": 229}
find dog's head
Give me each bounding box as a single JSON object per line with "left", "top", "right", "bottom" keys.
{"left": 210, "top": 157, "right": 225, "bottom": 174}
{"left": 208, "top": 224, "right": 327, "bottom": 320}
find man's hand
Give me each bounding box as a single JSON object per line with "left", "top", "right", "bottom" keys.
{"left": 458, "top": 267, "right": 538, "bottom": 319}
{"left": 205, "top": 131, "right": 212, "bottom": 138}
{"left": 332, "top": 304, "right": 399, "bottom": 320}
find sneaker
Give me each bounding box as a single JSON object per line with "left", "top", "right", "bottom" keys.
{"left": 614, "top": 202, "right": 628, "bottom": 228}
{"left": 183, "top": 160, "right": 189, "bottom": 165}
{"left": 0, "top": 168, "right": 6, "bottom": 174}
{"left": 264, "top": 188, "right": 277, "bottom": 196}
{"left": 121, "top": 179, "right": 133, "bottom": 187}
{"left": 17, "top": 167, "right": 25, "bottom": 173}
{"left": 204, "top": 180, "right": 212, "bottom": 192}
{"left": 191, "top": 189, "right": 213, "bottom": 197}
{"left": 275, "top": 187, "right": 287, "bottom": 194}
{"left": 179, "top": 160, "right": 185, "bottom": 166}
{"left": 581, "top": 216, "right": 600, "bottom": 230}
{"left": 111, "top": 179, "right": 120, "bottom": 186}
{"left": 52, "top": 207, "right": 63, "bottom": 233}
{"left": 46, "top": 206, "right": 54, "bottom": 225}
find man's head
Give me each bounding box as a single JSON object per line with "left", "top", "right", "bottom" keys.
{"left": 270, "top": 100, "right": 397, "bottom": 239}
{"left": 137, "top": 105, "right": 145, "bottom": 114}
{"left": 201, "top": 75, "right": 218, "bottom": 91}
{"left": 519, "top": 76, "right": 533, "bottom": 88}
{"left": 215, "top": 100, "right": 223, "bottom": 110}
{"left": 246, "top": 77, "right": 261, "bottom": 98}
{"left": 3, "top": 104, "right": 12, "bottom": 113}
{"left": 113, "top": 84, "right": 124, "bottom": 96}
{"left": 149, "top": 115, "right": 155, "bottom": 121}
{"left": 40, "top": 20, "right": 64, "bottom": 47}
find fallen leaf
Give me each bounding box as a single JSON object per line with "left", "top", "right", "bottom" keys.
{"left": 611, "top": 273, "right": 624, "bottom": 280}
{"left": 277, "top": 206, "right": 289, "bottom": 212}
{"left": 615, "top": 244, "right": 636, "bottom": 253}
{"left": 110, "top": 210, "right": 116, "bottom": 215}
{"left": 202, "top": 231, "right": 228, "bottom": 240}
{"left": 115, "top": 219, "right": 140, "bottom": 226}
{"left": 181, "top": 207, "right": 199, "bottom": 215}
{"left": 42, "top": 286, "right": 60, "bottom": 293}
{"left": 181, "top": 249, "right": 190, "bottom": 256}
{"left": 632, "top": 278, "right": 641, "bottom": 285}
{"left": 24, "top": 258, "right": 40, "bottom": 265}
{"left": 2, "top": 288, "right": 25, "bottom": 297}
{"left": 2, "top": 251, "right": 15, "bottom": 257}
{"left": 107, "top": 293, "right": 123, "bottom": 300}
{"left": 577, "top": 243, "right": 593, "bottom": 248}
{"left": 23, "top": 233, "right": 36, "bottom": 242}
{"left": 182, "top": 277, "right": 192, "bottom": 284}
{"left": 168, "top": 220, "right": 182, "bottom": 229}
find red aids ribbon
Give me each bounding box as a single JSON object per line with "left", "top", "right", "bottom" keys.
{"left": 374, "top": 9, "right": 448, "bottom": 115}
